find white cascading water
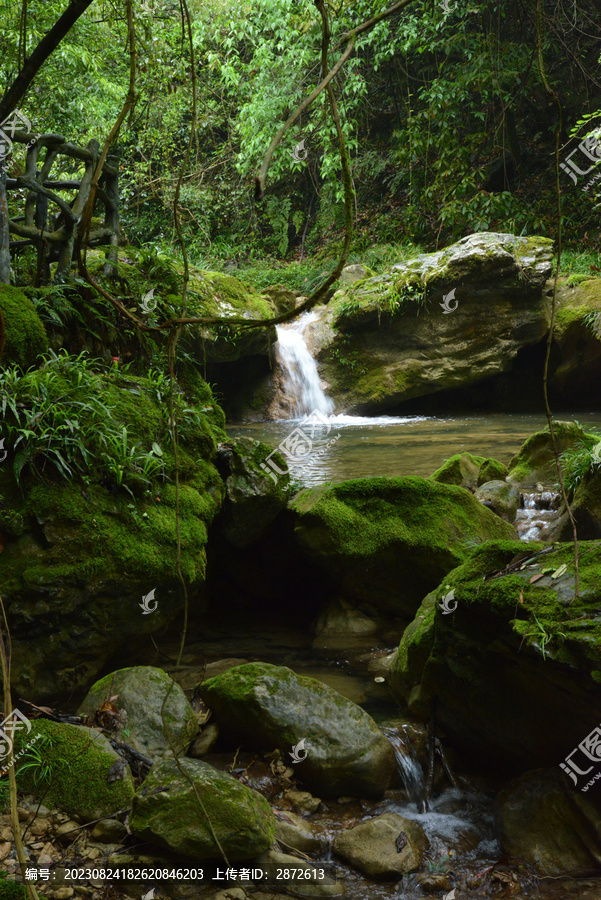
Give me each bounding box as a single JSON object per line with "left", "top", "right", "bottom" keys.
{"left": 275, "top": 311, "right": 334, "bottom": 418}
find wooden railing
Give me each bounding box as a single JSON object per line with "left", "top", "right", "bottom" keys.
{"left": 1, "top": 129, "right": 119, "bottom": 284}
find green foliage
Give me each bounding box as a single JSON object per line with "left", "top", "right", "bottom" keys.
{"left": 515, "top": 613, "right": 567, "bottom": 661}
{"left": 0, "top": 349, "right": 215, "bottom": 497}
{"left": 560, "top": 432, "right": 601, "bottom": 493}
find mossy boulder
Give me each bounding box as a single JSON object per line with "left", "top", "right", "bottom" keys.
{"left": 261, "top": 284, "right": 297, "bottom": 315}
{"left": 289, "top": 476, "right": 517, "bottom": 615}
{"left": 549, "top": 277, "right": 601, "bottom": 402}
{"left": 309, "top": 233, "right": 553, "bottom": 413}
{"left": 507, "top": 421, "right": 592, "bottom": 487}
{"left": 390, "top": 539, "right": 601, "bottom": 771}
{"left": 77, "top": 666, "right": 198, "bottom": 762}
{"left": 15, "top": 719, "right": 134, "bottom": 821}
{"left": 200, "top": 662, "right": 395, "bottom": 798}
{"left": 129, "top": 757, "right": 275, "bottom": 859}
{"left": 548, "top": 465, "right": 601, "bottom": 541}
{"left": 430, "top": 453, "right": 509, "bottom": 492}
{"left": 430, "top": 452, "right": 485, "bottom": 490}
{"left": 497, "top": 769, "right": 601, "bottom": 875}
{"left": 478, "top": 457, "right": 509, "bottom": 484}
{"left": 214, "top": 436, "right": 291, "bottom": 548}
{"left": 0, "top": 364, "right": 226, "bottom": 699}
{"left": 0, "top": 285, "right": 48, "bottom": 368}
{"left": 474, "top": 480, "right": 520, "bottom": 522}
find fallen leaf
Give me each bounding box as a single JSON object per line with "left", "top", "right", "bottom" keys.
{"left": 529, "top": 573, "right": 545, "bottom": 583}
{"left": 551, "top": 563, "right": 568, "bottom": 579}
{"left": 519, "top": 589, "right": 524, "bottom": 604}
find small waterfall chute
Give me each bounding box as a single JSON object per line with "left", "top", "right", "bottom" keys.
{"left": 275, "top": 311, "right": 334, "bottom": 418}
{"left": 382, "top": 725, "right": 426, "bottom": 809}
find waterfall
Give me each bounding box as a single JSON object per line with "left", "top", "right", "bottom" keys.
{"left": 382, "top": 726, "right": 426, "bottom": 809}
{"left": 275, "top": 312, "right": 334, "bottom": 418}
{"left": 515, "top": 490, "right": 561, "bottom": 541}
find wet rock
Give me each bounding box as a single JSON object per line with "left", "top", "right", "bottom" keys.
{"left": 390, "top": 539, "right": 601, "bottom": 769}
{"left": 314, "top": 598, "right": 378, "bottom": 636}
{"left": 201, "top": 662, "right": 395, "bottom": 798}
{"left": 188, "top": 723, "right": 220, "bottom": 758}
{"left": 130, "top": 758, "right": 275, "bottom": 859}
{"left": 78, "top": 665, "right": 198, "bottom": 762}
{"left": 415, "top": 873, "right": 453, "bottom": 892}
{"left": 333, "top": 812, "right": 429, "bottom": 879}
{"left": 547, "top": 462, "right": 601, "bottom": 541}
{"left": 284, "top": 790, "right": 322, "bottom": 815}
{"left": 475, "top": 480, "right": 520, "bottom": 522}
{"left": 15, "top": 720, "right": 134, "bottom": 822}
{"left": 257, "top": 849, "right": 343, "bottom": 897}
{"left": 275, "top": 810, "right": 324, "bottom": 855}
{"left": 478, "top": 457, "right": 509, "bottom": 485}
{"left": 497, "top": 768, "right": 601, "bottom": 875}
{"left": 290, "top": 477, "right": 516, "bottom": 615}
{"left": 214, "top": 436, "right": 291, "bottom": 548}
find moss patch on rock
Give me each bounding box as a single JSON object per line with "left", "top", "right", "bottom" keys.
{"left": 15, "top": 719, "right": 134, "bottom": 821}
{"left": 508, "top": 421, "right": 595, "bottom": 486}
{"left": 0, "top": 285, "right": 48, "bottom": 368}
{"left": 290, "top": 476, "right": 516, "bottom": 615}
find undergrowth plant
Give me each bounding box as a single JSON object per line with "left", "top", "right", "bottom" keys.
{"left": 560, "top": 431, "right": 601, "bottom": 493}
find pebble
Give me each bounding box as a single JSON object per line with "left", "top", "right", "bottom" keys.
{"left": 53, "top": 889, "right": 74, "bottom": 899}
{"left": 0, "top": 842, "right": 11, "bottom": 861}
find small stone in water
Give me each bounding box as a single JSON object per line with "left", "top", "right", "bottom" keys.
{"left": 374, "top": 676, "right": 385, "bottom": 683}
{"left": 395, "top": 831, "right": 408, "bottom": 852}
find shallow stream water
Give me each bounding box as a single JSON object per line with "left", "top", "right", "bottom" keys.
{"left": 229, "top": 412, "right": 601, "bottom": 488}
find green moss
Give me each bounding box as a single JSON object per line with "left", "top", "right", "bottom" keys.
{"left": 478, "top": 457, "right": 509, "bottom": 484}
{"left": 0, "top": 879, "right": 36, "bottom": 900}
{"left": 430, "top": 452, "right": 486, "bottom": 487}
{"left": 15, "top": 719, "right": 134, "bottom": 820}
{"left": 0, "top": 285, "right": 48, "bottom": 368}
{"left": 508, "top": 421, "right": 595, "bottom": 486}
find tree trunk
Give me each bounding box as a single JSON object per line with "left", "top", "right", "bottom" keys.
{"left": 0, "top": 167, "right": 10, "bottom": 284}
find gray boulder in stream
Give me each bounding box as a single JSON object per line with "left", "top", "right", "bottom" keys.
{"left": 306, "top": 232, "right": 553, "bottom": 413}
{"left": 129, "top": 757, "right": 275, "bottom": 858}
{"left": 78, "top": 666, "right": 198, "bottom": 762}
{"left": 333, "top": 812, "right": 429, "bottom": 879}
{"left": 200, "top": 662, "right": 395, "bottom": 798}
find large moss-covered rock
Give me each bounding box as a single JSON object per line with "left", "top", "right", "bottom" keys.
{"left": 289, "top": 476, "right": 517, "bottom": 615}
{"left": 0, "top": 285, "right": 48, "bottom": 368}
{"left": 129, "top": 757, "right": 275, "bottom": 859}
{"left": 390, "top": 539, "right": 601, "bottom": 770}
{"left": 549, "top": 277, "right": 601, "bottom": 402}
{"left": 333, "top": 813, "right": 429, "bottom": 879}
{"left": 200, "top": 662, "right": 395, "bottom": 798}
{"left": 310, "top": 233, "right": 553, "bottom": 413}
{"left": 548, "top": 464, "right": 601, "bottom": 541}
{"left": 214, "top": 436, "right": 291, "bottom": 547}
{"left": 497, "top": 769, "right": 601, "bottom": 875}
{"left": 507, "top": 421, "right": 592, "bottom": 486}
{"left": 77, "top": 666, "right": 198, "bottom": 761}
{"left": 15, "top": 719, "right": 134, "bottom": 821}
{"left": 0, "top": 366, "right": 226, "bottom": 699}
